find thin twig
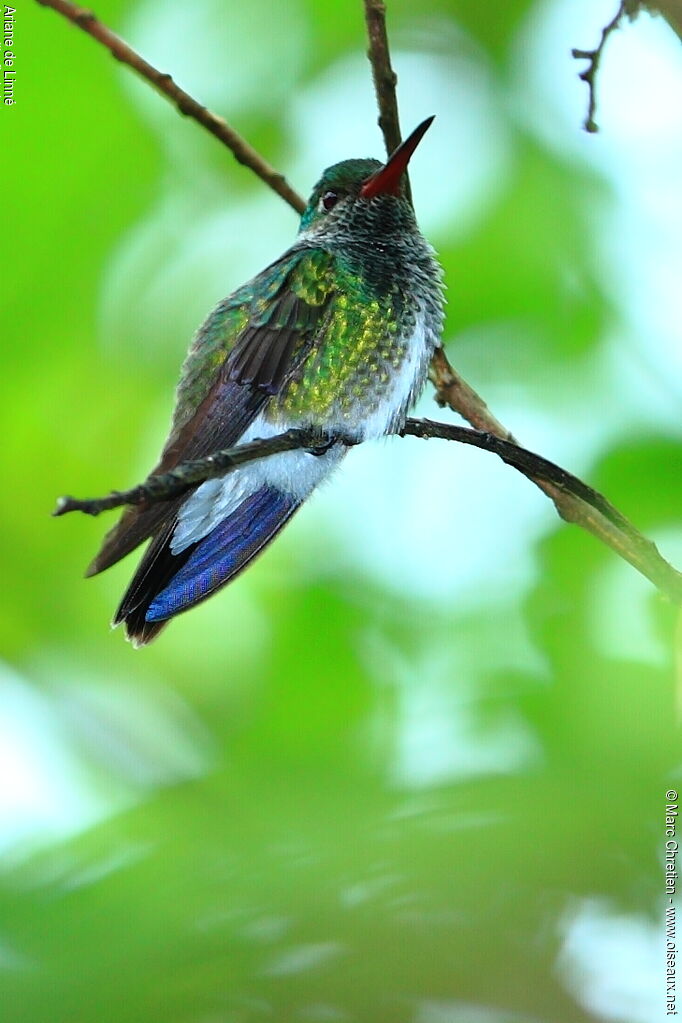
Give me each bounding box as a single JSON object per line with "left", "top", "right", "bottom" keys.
{"left": 363, "top": 0, "right": 411, "bottom": 201}
{"left": 572, "top": 1, "right": 629, "bottom": 133}
{"left": 428, "top": 348, "right": 517, "bottom": 442}
{"left": 53, "top": 419, "right": 682, "bottom": 604}
{"left": 53, "top": 429, "right": 323, "bottom": 517}
{"left": 35, "top": 0, "right": 306, "bottom": 214}
{"left": 643, "top": 0, "right": 682, "bottom": 42}
{"left": 51, "top": 420, "right": 619, "bottom": 520}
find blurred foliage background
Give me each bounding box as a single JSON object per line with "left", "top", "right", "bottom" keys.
{"left": 3, "top": 0, "right": 682, "bottom": 1020}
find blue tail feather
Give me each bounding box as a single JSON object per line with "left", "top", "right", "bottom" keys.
{"left": 145, "top": 486, "right": 297, "bottom": 622}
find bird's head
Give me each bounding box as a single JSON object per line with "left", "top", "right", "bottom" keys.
{"left": 299, "top": 116, "right": 434, "bottom": 237}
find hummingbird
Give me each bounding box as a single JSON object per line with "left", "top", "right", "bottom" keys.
{"left": 88, "top": 117, "right": 445, "bottom": 645}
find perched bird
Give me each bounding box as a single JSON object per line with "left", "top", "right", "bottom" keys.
{"left": 88, "top": 117, "right": 444, "bottom": 645}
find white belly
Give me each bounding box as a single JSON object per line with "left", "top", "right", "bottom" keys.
{"left": 357, "top": 312, "right": 432, "bottom": 441}
{"left": 171, "top": 417, "right": 343, "bottom": 553}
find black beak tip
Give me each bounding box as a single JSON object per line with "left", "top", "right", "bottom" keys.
{"left": 411, "top": 114, "right": 436, "bottom": 140}
{"left": 400, "top": 114, "right": 436, "bottom": 153}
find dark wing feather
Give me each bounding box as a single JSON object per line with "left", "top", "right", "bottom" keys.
{"left": 228, "top": 285, "right": 327, "bottom": 394}
{"left": 87, "top": 247, "right": 336, "bottom": 580}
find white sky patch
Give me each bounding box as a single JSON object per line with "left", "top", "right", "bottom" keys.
{"left": 0, "top": 663, "right": 104, "bottom": 858}
{"left": 588, "top": 527, "right": 682, "bottom": 666}
{"left": 123, "top": 0, "right": 308, "bottom": 136}
{"left": 48, "top": 672, "right": 213, "bottom": 790}
{"left": 363, "top": 631, "right": 542, "bottom": 788}
{"left": 512, "top": 0, "right": 682, "bottom": 420}
{"left": 260, "top": 941, "right": 345, "bottom": 977}
{"left": 0, "top": 658, "right": 214, "bottom": 861}
{"left": 416, "top": 1002, "right": 537, "bottom": 1023}
{"left": 557, "top": 899, "right": 659, "bottom": 1023}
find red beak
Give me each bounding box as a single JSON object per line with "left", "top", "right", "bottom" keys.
{"left": 359, "top": 116, "right": 435, "bottom": 199}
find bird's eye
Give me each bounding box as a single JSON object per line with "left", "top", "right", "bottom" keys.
{"left": 320, "top": 190, "right": 339, "bottom": 212}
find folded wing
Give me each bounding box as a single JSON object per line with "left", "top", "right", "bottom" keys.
{"left": 87, "top": 247, "right": 337, "bottom": 643}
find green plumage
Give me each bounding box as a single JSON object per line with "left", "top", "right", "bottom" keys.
{"left": 273, "top": 258, "right": 404, "bottom": 422}
{"left": 170, "top": 239, "right": 416, "bottom": 436}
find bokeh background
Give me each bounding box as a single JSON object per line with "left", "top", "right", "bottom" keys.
{"left": 3, "top": 0, "right": 682, "bottom": 1019}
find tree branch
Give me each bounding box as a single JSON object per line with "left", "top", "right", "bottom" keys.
{"left": 572, "top": 2, "right": 682, "bottom": 131}
{"left": 363, "top": 0, "right": 411, "bottom": 200}
{"left": 53, "top": 419, "right": 682, "bottom": 604}
{"left": 53, "top": 429, "right": 321, "bottom": 517}
{"left": 571, "top": 1, "right": 631, "bottom": 133}
{"left": 35, "top": 0, "right": 306, "bottom": 214}
{"left": 644, "top": 0, "right": 682, "bottom": 41}
{"left": 363, "top": 0, "right": 402, "bottom": 155}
